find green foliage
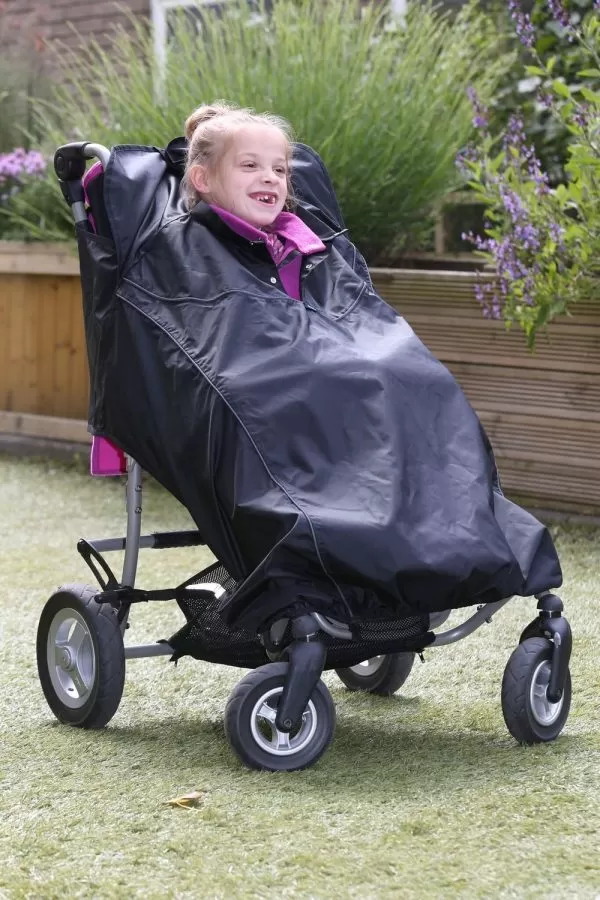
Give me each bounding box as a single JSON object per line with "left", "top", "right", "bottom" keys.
{"left": 463, "top": 13, "right": 600, "bottom": 348}
{"left": 2, "top": 0, "right": 513, "bottom": 262}
{"left": 489, "top": 0, "right": 600, "bottom": 184}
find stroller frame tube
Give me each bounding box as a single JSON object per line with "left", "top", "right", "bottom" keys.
{"left": 122, "top": 458, "right": 143, "bottom": 587}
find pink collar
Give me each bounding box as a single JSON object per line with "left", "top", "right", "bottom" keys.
{"left": 211, "top": 205, "right": 325, "bottom": 255}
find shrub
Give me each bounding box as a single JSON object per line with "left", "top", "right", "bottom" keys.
{"left": 460, "top": 1, "right": 600, "bottom": 347}
{"left": 488, "top": 0, "right": 600, "bottom": 184}
{"left": 2, "top": 0, "right": 513, "bottom": 262}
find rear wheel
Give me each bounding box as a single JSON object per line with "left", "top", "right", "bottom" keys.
{"left": 335, "top": 652, "right": 415, "bottom": 695}
{"left": 37, "top": 584, "right": 125, "bottom": 728}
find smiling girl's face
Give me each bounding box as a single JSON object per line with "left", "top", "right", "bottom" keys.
{"left": 189, "top": 123, "right": 290, "bottom": 228}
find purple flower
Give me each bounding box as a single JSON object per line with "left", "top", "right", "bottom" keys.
{"left": 0, "top": 148, "right": 47, "bottom": 199}
{"left": 475, "top": 281, "right": 502, "bottom": 319}
{"left": 507, "top": 0, "right": 535, "bottom": 48}
{"left": 546, "top": 0, "right": 570, "bottom": 29}
{"left": 456, "top": 144, "right": 479, "bottom": 175}
{"left": 573, "top": 104, "right": 591, "bottom": 128}
{"left": 467, "top": 86, "right": 489, "bottom": 130}
{"left": 502, "top": 115, "right": 549, "bottom": 196}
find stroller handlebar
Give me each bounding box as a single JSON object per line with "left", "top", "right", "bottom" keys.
{"left": 54, "top": 142, "right": 111, "bottom": 182}
{"left": 54, "top": 142, "right": 111, "bottom": 225}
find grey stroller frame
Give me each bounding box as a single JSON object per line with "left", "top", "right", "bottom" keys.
{"left": 36, "top": 141, "right": 573, "bottom": 772}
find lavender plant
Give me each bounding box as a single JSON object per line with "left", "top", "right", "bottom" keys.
{"left": 0, "top": 148, "right": 47, "bottom": 223}
{"left": 460, "top": 0, "right": 600, "bottom": 347}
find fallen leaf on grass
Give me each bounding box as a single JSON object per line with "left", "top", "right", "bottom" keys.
{"left": 165, "top": 790, "right": 206, "bottom": 810}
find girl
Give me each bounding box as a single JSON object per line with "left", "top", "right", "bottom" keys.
{"left": 181, "top": 101, "right": 330, "bottom": 302}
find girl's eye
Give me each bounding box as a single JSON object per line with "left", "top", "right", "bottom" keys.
{"left": 242, "top": 162, "right": 256, "bottom": 168}
{"left": 275, "top": 167, "right": 287, "bottom": 176}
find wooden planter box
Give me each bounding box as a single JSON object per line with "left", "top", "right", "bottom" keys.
{"left": 1, "top": 242, "right": 599, "bottom": 516}
{"left": 0, "top": 242, "right": 86, "bottom": 423}
{"left": 372, "top": 269, "right": 600, "bottom": 517}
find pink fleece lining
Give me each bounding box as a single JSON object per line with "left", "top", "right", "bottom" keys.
{"left": 211, "top": 205, "right": 325, "bottom": 301}
{"left": 82, "top": 160, "right": 104, "bottom": 234}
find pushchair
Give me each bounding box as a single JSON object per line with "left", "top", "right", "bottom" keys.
{"left": 36, "top": 138, "right": 573, "bottom": 771}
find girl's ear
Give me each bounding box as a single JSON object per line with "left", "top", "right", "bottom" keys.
{"left": 189, "top": 164, "right": 210, "bottom": 195}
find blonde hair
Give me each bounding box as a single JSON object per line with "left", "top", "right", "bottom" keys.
{"left": 182, "top": 100, "right": 295, "bottom": 210}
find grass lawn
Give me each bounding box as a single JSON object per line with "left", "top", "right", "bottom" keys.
{"left": 1, "top": 454, "right": 599, "bottom": 900}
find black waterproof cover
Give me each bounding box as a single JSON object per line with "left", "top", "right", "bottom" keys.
{"left": 78, "top": 139, "right": 562, "bottom": 632}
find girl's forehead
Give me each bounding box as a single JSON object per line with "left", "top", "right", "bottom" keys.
{"left": 229, "top": 124, "right": 289, "bottom": 157}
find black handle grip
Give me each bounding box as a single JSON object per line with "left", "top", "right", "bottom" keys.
{"left": 54, "top": 142, "right": 92, "bottom": 181}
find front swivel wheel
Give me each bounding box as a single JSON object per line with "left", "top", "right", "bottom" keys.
{"left": 224, "top": 662, "right": 335, "bottom": 771}
{"left": 501, "top": 637, "right": 571, "bottom": 744}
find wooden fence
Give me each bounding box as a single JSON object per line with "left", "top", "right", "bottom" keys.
{"left": 1, "top": 245, "right": 599, "bottom": 516}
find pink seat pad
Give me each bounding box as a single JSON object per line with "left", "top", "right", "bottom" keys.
{"left": 90, "top": 435, "right": 127, "bottom": 476}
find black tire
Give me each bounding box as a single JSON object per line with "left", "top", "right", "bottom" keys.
{"left": 519, "top": 618, "right": 545, "bottom": 644}
{"left": 37, "top": 583, "right": 125, "bottom": 729}
{"left": 224, "top": 662, "right": 336, "bottom": 771}
{"left": 501, "top": 637, "right": 571, "bottom": 744}
{"left": 335, "top": 652, "right": 415, "bottom": 695}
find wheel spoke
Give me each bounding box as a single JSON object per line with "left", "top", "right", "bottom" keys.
{"left": 69, "top": 621, "right": 89, "bottom": 655}
{"left": 275, "top": 730, "right": 291, "bottom": 751}
{"left": 70, "top": 667, "right": 89, "bottom": 698}
{"left": 257, "top": 702, "right": 277, "bottom": 724}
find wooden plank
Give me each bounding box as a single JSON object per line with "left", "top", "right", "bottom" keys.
{"left": 67, "top": 278, "right": 89, "bottom": 419}
{"left": 0, "top": 410, "right": 90, "bottom": 443}
{"left": 0, "top": 242, "right": 79, "bottom": 276}
{"left": 37, "top": 273, "right": 58, "bottom": 416}
{"left": 0, "top": 278, "right": 10, "bottom": 410}
{"left": 371, "top": 269, "right": 600, "bottom": 325}
{"left": 404, "top": 318, "right": 600, "bottom": 374}
{"left": 7, "top": 276, "right": 26, "bottom": 412}
{"left": 20, "top": 277, "right": 39, "bottom": 413}
{"left": 52, "top": 277, "right": 74, "bottom": 418}
{"left": 500, "top": 461, "right": 600, "bottom": 514}
{"left": 479, "top": 413, "right": 600, "bottom": 471}
{"left": 450, "top": 366, "right": 600, "bottom": 423}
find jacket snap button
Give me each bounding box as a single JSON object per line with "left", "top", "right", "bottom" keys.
{"left": 270, "top": 277, "right": 277, "bottom": 284}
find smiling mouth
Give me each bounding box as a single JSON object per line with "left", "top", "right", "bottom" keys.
{"left": 250, "top": 193, "right": 278, "bottom": 206}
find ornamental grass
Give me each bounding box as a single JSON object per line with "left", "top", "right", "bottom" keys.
{"left": 3, "top": 0, "right": 513, "bottom": 261}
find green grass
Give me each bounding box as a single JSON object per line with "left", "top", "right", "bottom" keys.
{"left": 1, "top": 454, "right": 599, "bottom": 899}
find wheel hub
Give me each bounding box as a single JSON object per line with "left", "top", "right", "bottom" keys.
{"left": 46, "top": 608, "right": 96, "bottom": 709}
{"left": 250, "top": 687, "right": 318, "bottom": 756}
{"left": 530, "top": 660, "right": 564, "bottom": 726}
{"left": 349, "top": 656, "right": 384, "bottom": 677}
{"left": 59, "top": 647, "right": 74, "bottom": 670}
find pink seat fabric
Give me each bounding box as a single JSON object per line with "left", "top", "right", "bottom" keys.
{"left": 90, "top": 435, "right": 127, "bottom": 476}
